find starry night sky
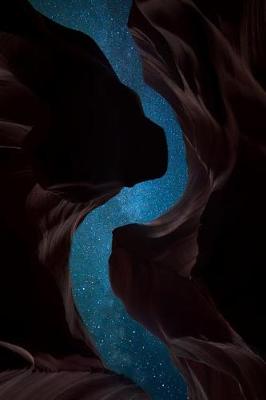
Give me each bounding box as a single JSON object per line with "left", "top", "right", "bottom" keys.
{"left": 30, "top": 1, "right": 188, "bottom": 398}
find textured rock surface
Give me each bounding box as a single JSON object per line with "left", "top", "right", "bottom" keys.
{"left": 1, "top": 0, "right": 266, "bottom": 399}
{"left": 0, "top": 1, "right": 166, "bottom": 398}
{"left": 110, "top": 1, "right": 266, "bottom": 399}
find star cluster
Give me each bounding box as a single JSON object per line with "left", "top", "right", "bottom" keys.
{"left": 30, "top": 1, "right": 188, "bottom": 398}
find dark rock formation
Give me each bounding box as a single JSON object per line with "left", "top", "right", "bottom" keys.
{"left": 110, "top": 1, "right": 266, "bottom": 399}
{"left": 0, "top": 0, "right": 166, "bottom": 398}
{"left": 1, "top": 0, "right": 266, "bottom": 399}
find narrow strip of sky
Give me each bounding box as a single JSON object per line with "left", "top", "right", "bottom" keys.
{"left": 30, "top": 1, "right": 188, "bottom": 398}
